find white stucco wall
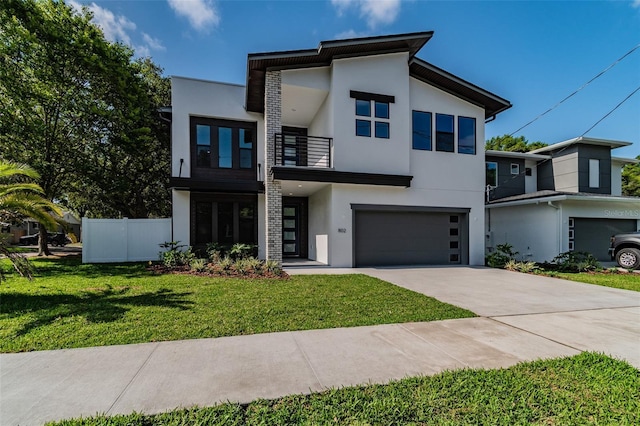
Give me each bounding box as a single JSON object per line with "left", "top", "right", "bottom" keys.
{"left": 330, "top": 53, "right": 411, "bottom": 175}
{"left": 308, "top": 186, "right": 332, "bottom": 263}
{"left": 487, "top": 203, "right": 560, "bottom": 263}
{"left": 611, "top": 162, "right": 624, "bottom": 196}
{"left": 171, "top": 190, "right": 190, "bottom": 246}
{"left": 525, "top": 159, "right": 538, "bottom": 193}
{"left": 170, "top": 77, "right": 264, "bottom": 179}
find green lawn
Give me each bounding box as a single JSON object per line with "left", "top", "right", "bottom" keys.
{"left": 552, "top": 271, "right": 640, "bottom": 292}
{"left": 0, "top": 257, "right": 474, "bottom": 353}
{"left": 50, "top": 352, "right": 639, "bottom": 425}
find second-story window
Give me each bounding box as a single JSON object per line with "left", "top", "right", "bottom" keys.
{"left": 412, "top": 110, "right": 432, "bottom": 150}
{"left": 457, "top": 116, "right": 476, "bottom": 155}
{"left": 436, "top": 113, "right": 454, "bottom": 152}
{"left": 486, "top": 162, "right": 498, "bottom": 187}
{"left": 191, "top": 117, "right": 256, "bottom": 171}
{"left": 351, "top": 90, "right": 394, "bottom": 139}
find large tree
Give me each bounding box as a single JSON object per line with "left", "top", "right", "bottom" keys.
{"left": 485, "top": 135, "right": 548, "bottom": 152}
{"left": 622, "top": 155, "right": 640, "bottom": 197}
{"left": 0, "top": 0, "right": 170, "bottom": 254}
{"left": 0, "top": 160, "right": 59, "bottom": 280}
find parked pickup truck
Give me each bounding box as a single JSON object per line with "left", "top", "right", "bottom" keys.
{"left": 609, "top": 232, "right": 640, "bottom": 270}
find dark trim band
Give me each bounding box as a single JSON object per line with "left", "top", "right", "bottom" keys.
{"left": 271, "top": 167, "right": 411, "bottom": 187}
{"left": 350, "top": 90, "right": 395, "bottom": 104}
{"left": 351, "top": 204, "right": 471, "bottom": 213}
{"left": 169, "top": 177, "right": 264, "bottom": 193}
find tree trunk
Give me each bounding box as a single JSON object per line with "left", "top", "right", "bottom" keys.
{"left": 38, "top": 225, "right": 51, "bottom": 256}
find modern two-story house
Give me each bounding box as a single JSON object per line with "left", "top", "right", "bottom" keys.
{"left": 486, "top": 137, "right": 640, "bottom": 261}
{"left": 169, "top": 32, "right": 512, "bottom": 267}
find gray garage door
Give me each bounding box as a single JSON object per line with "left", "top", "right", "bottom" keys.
{"left": 573, "top": 218, "right": 637, "bottom": 261}
{"left": 354, "top": 210, "right": 468, "bottom": 267}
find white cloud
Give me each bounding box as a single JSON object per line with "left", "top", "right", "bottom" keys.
{"left": 633, "top": 0, "right": 640, "bottom": 8}
{"left": 335, "top": 29, "right": 369, "bottom": 39}
{"left": 69, "top": 1, "right": 165, "bottom": 58}
{"left": 167, "top": 0, "right": 220, "bottom": 32}
{"left": 331, "top": 0, "right": 402, "bottom": 28}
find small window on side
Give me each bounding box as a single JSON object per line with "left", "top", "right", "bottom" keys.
{"left": 355, "top": 99, "right": 371, "bottom": 117}
{"left": 375, "top": 121, "right": 389, "bottom": 139}
{"left": 375, "top": 102, "right": 389, "bottom": 119}
{"left": 589, "top": 159, "right": 600, "bottom": 188}
{"left": 525, "top": 167, "right": 532, "bottom": 176}
{"left": 486, "top": 162, "right": 497, "bottom": 187}
{"left": 457, "top": 117, "right": 476, "bottom": 155}
{"left": 511, "top": 163, "right": 520, "bottom": 175}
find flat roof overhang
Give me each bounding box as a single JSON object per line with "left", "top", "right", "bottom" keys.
{"left": 169, "top": 177, "right": 264, "bottom": 193}
{"left": 271, "top": 167, "right": 412, "bottom": 187}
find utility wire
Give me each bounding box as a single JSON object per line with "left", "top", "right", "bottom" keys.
{"left": 509, "top": 43, "right": 640, "bottom": 136}
{"left": 580, "top": 85, "right": 640, "bottom": 137}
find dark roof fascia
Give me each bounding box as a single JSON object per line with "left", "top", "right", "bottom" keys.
{"left": 246, "top": 32, "right": 434, "bottom": 112}
{"left": 271, "top": 167, "right": 412, "bottom": 187}
{"left": 409, "top": 58, "right": 512, "bottom": 119}
{"left": 169, "top": 177, "right": 264, "bottom": 193}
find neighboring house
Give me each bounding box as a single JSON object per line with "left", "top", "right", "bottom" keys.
{"left": 486, "top": 137, "right": 640, "bottom": 261}
{"left": 1, "top": 212, "right": 81, "bottom": 244}
{"left": 170, "top": 32, "right": 511, "bottom": 267}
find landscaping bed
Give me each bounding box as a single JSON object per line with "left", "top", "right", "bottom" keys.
{"left": 49, "top": 352, "right": 639, "bottom": 425}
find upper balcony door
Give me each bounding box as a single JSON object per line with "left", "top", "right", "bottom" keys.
{"left": 281, "top": 127, "right": 307, "bottom": 167}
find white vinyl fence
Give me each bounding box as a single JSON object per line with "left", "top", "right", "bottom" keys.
{"left": 82, "top": 218, "right": 172, "bottom": 263}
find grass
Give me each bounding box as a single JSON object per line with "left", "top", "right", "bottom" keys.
{"left": 549, "top": 271, "right": 640, "bottom": 292}
{"left": 0, "top": 257, "right": 474, "bottom": 353}
{"left": 50, "top": 352, "right": 639, "bottom": 425}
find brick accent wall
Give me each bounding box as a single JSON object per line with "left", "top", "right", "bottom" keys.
{"left": 265, "top": 71, "right": 282, "bottom": 263}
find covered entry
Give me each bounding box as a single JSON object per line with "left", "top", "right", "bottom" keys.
{"left": 353, "top": 205, "right": 469, "bottom": 267}
{"left": 572, "top": 218, "right": 637, "bottom": 261}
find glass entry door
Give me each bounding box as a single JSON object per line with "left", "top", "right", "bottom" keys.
{"left": 282, "top": 205, "right": 299, "bottom": 257}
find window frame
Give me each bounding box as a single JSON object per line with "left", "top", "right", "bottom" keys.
{"left": 350, "top": 91, "right": 394, "bottom": 139}
{"left": 412, "top": 110, "right": 432, "bottom": 151}
{"left": 457, "top": 116, "right": 476, "bottom": 155}
{"left": 435, "top": 113, "right": 455, "bottom": 152}
{"left": 510, "top": 163, "right": 520, "bottom": 175}
{"left": 486, "top": 161, "right": 498, "bottom": 187}
{"left": 190, "top": 116, "right": 257, "bottom": 176}
{"left": 192, "top": 194, "right": 258, "bottom": 247}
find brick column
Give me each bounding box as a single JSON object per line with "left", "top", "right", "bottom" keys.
{"left": 265, "top": 71, "right": 282, "bottom": 264}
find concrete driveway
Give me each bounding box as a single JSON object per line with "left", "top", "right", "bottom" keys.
{"left": 1, "top": 266, "right": 639, "bottom": 425}
{"left": 363, "top": 266, "right": 640, "bottom": 367}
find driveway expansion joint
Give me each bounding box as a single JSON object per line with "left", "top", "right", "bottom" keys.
{"left": 291, "top": 334, "right": 325, "bottom": 389}
{"left": 486, "top": 317, "right": 585, "bottom": 353}
{"left": 487, "top": 304, "right": 640, "bottom": 318}
{"left": 398, "top": 323, "right": 470, "bottom": 368}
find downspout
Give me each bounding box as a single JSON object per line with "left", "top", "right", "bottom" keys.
{"left": 547, "top": 201, "right": 562, "bottom": 255}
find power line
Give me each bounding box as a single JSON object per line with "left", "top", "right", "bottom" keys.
{"left": 509, "top": 43, "right": 640, "bottom": 136}
{"left": 580, "top": 85, "right": 640, "bottom": 137}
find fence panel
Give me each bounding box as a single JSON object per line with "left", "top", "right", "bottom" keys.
{"left": 82, "top": 218, "right": 171, "bottom": 263}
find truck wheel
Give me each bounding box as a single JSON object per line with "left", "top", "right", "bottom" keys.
{"left": 616, "top": 248, "right": 640, "bottom": 270}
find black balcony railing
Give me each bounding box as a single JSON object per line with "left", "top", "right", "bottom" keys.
{"left": 274, "top": 133, "right": 332, "bottom": 168}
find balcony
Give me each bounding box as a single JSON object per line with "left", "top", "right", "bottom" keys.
{"left": 274, "top": 133, "right": 332, "bottom": 168}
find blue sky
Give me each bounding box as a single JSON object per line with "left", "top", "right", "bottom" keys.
{"left": 70, "top": 0, "right": 640, "bottom": 158}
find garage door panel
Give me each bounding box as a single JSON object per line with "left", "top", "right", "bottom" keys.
{"left": 354, "top": 210, "right": 466, "bottom": 267}
{"left": 573, "top": 218, "right": 636, "bottom": 261}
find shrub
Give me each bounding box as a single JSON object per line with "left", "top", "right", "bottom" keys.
{"left": 264, "top": 259, "right": 282, "bottom": 275}
{"left": 218, "top": 256, "right": 233, "bottom": 272}
{"left": 190, "top": 258, "right": 207, "bottom": 272}
{"left": 205, "top": 242, "right": 224, "bottom": 263}
{"left": 545, "top": 251, "right": 601, "bottom": 273}
{"left": 486, "top": 243, "right": 519, "bottom": 268}
{"left": 229, "top": 243, "right": 256, "bottom": 260}
{"left": 159, "top": 241, "right": 196, "bottom": 268}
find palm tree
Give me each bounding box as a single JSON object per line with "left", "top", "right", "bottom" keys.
{"left": 0, "top": 160, "right": 61, "bottom": 281}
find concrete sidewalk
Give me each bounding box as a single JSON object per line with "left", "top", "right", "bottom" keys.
{"left": 2, "top": 267, "right": 639, "bottom": 425}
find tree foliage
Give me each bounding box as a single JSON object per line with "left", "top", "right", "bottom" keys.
{"left": 622, "top": 155, "right": 640, "bottom": 197}
{"left": 485, "top": 135, "right": 548, "bottom": 152}
{"left": 0, "top": 160, "right": 60, "bottom": 280}
{"left": 0, "top": 0, "right": 171, "bottom": 251}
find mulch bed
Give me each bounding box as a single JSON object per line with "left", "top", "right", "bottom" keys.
{"left": 147, "top": 263, "right": 289, "bottom": 279}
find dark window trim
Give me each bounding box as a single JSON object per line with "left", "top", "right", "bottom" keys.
{"left": 350, "top": 90, "right": 395, "bottom": 104}
{"left": 190, "top": 116, "right": 257, "bottom": 172}
{"left": 190, "top": 193, "right": 258, "bottom": 248}
{"left": 355, "top": 119, "right": 371, "bottom": 137}
{"left": 412, "top": 110, "right": 432, "bottom": 151}
{"left": 375, "top": 121, "right": 390, "bottom": 139}
{"left": 435, "top": 113, "right": 455, "bottom": 153}
{"left": 457, "top": 115, "right": 476, "bottom": 155}
{"left": 272, "top": 166, "right": 412, "bottom": 187}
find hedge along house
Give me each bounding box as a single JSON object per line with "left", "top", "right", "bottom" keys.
{"left": 169, "top": 32, "right": 512, "bottom": 267}
{"left": 485, "top": 137, "right": 640, "bottom": 262}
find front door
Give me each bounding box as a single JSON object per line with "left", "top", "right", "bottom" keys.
{"left": 281, "top": 126, "right": 307, "bottom": 167}
{"left": 282, "top": 197, "right": 308, "bottom": 258}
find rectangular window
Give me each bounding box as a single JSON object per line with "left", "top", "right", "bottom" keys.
{"left": 355, "top": 99, "right": 371, "bottom": 116}
{"left": 511, "top": 163, "right": 520, "bottom": 175}
{"left": 457, "top": 117, "right": 476, "bottom": 154}
{"left": 435, "top": 114, "right": 454, "bottom": 152}
{"left": 589, "top": 159, "right": 600, "bottom": 188}
{"left": 486, "top": 162, "right": 497, "bottom": 187}
{"left": 217, "top": 202, "right": 234, "bottom": 244}
{"left": 195, "top": 202, "right": 212, "bottom": 244}
{"left": 196, "top": 125, "right": 211, "bottom": 167}
{"left": 375, "top": 121, "right": 389, "bottom": 138}
{"left": 239, "top": 129, "right": 253, "bottom": 169}
{"left": 193, "top": 197, "right": 257, "bottom": 247}
{"left": 218, "top": 127, "right": 232, "bottom": 168}
{"left": 375, "top": 102, "right": 389, "bottom": 119}
{"left": 238, "top": 203, "right": 255, "bottom": 243}
{"left": 412, "top": 111, "right": 432, "bottom": 150}
{"left": 356, "top": 119, "right": 371, "bottom": 137}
